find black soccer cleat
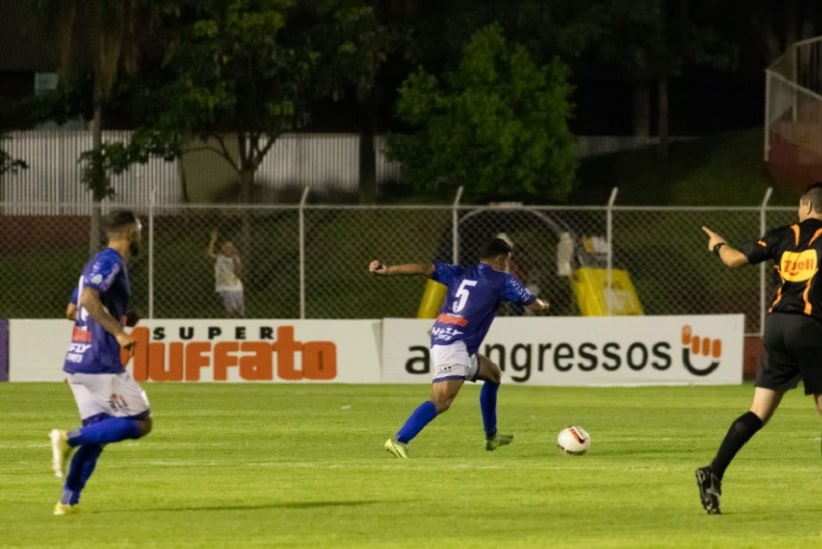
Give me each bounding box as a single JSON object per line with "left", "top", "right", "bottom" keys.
{"left": 695, "top": 466, "right": 722, "bottom": 515}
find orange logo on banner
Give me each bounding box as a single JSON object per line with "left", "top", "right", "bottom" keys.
{"left": 780, "top": 250, "right": 818, "bottom": 282}
{"left": 121, "top": 325, "right": 337, "bottom": 382}
{"left": 680, "top": 325, "right": 721, "bottom": 376}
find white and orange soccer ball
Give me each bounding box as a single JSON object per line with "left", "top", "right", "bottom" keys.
{"left": 556, "top": 426, "right": 590, "bottom": 455}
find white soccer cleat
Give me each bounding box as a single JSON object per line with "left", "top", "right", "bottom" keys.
{"left": 49, "top": 429, "right": 73, "bottom": 478}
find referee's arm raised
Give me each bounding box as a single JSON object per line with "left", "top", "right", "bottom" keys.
{"left": 701, "top": 226, "right": 749, "bottom": 268}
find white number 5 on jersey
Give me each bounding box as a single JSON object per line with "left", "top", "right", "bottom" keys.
{"left": 452, "top": 280, "right": 477, "bottom": 312}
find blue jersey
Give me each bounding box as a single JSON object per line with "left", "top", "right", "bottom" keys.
{"left": 430, "top": 261, "right": 536, "bottom": 354}
{"left": 64, "top": 247, "right": 131, "bottom": 374}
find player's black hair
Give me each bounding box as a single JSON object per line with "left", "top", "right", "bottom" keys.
{"left": 801, "top": 182, "right": 822, "bottom": 213}
{"left": 104, "top": 210, "right": 139, "bottom": 233}
{"left": 480, "top": 237, "right": 513, "bottom": 259}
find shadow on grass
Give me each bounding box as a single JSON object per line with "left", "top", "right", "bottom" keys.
{"left": 105, "top": 500, "right": 389, "bottom": 513}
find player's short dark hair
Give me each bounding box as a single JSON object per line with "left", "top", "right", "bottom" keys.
{"left": 104, "top": 210, "right": 139, "bottom": 233}
{"left": 480, "top": 237, "right": 513, "bottom": 260}
{"left": 801, "top": 182, "right": 822, "bottom": 213}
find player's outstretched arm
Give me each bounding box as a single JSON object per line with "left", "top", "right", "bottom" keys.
{"left": 701, "top": 226, "right": 748, "bottom": 268}
{"left": 369, "top": 260, "right": 433, "bottom": 277}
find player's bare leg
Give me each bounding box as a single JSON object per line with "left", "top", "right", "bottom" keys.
{"left": 429, "top": 379, "right": 463, "bottom": 414}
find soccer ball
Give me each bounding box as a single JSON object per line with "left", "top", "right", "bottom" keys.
{"left": 556, "top": 426, "right": 590, "bottom": 455}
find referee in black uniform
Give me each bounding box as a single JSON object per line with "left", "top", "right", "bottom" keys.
{"left": 696, "top": 182, "right": 822, "bottom": 515}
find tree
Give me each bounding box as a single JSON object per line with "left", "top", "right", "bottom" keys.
{"left": 150, "top": 0, "right": 308, "bottom": 210}
{"left": 386, "top": 23, "right": 576, "bottom": 203}
{"left": 0, "top": 101, "right": 26, "bottom": 175}
{"left": 0, "top": 132, "right": 27, "bottom": 175}
{"left": 89, "top": 0, "right": 390, "bottom": 257}
{"left": 714, "top": 0, "right": 822, "bottom": 65}
{"left": 314, "top": 0, "right": 408, "bottom": 204}
{"left": 414, "top": 1, "right": 736, "bottom": 157}
{"left": 574, "top": 0, "right": 735, "bottom": 156}
{"left": 130, "top": 0, "right": 388, "bottom": 204}
{"left": 31, "top": 0, "right": 153, "bottom": 253}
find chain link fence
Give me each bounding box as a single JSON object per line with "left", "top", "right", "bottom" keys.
{"left": 0, "top": 197, "right": 798, "bottom": 335}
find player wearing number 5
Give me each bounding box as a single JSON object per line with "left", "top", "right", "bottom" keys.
{"left": 369, "top": 237, "right": 549, "bottom": 458}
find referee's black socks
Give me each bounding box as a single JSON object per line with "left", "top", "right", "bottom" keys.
{"left": 710, "top": 411, "right": 763, "bottom": 480}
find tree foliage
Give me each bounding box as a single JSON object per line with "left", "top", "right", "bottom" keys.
{"left": 28, "top": 0, "right": 154, "bottom": 253}
{"left": 0, "top": 133, "right": 27, "bottom": 175}
{"left": 386, "top": 23, "right": 576, "bottom": 202}
{"left": 98, "top": 0, "right": 390, "bottom": 204}
{"left": 31, "top": 0, "right": 152, "bottom": 201}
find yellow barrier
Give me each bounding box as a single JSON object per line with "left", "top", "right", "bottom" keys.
{"left": 571, "top": 267, "right": 643, "bottom": 316}
{"left": 417, "top": 279, "right": 447, "bottom": 318}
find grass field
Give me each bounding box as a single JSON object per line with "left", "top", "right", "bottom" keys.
{"left": 2, "top": 382, "right": 821, "bottom": 548}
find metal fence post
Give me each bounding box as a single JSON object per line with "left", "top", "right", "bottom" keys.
{"left": 763, "top": 70, "right": 771, "bottom": 162}
{"left": 299, "top": 187, "right": 310, "bottom": 319}
{"left": 452, "top": 186, "right": 464, "bottom": 263}
{"left": 759, "top": 187, "right": 773, "bottom": 336}
{"left": 148, "top": 189, "right": 155, "bottom": 319}
{"left": 606, "top": 187, "right": 619, "bottom": 315}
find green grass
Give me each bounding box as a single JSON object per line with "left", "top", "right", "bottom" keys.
{"left": 2, "top": 382, "right": 821, "bottom": 548}
{"left": 570, "top": 128, "right": 802, "bottom": 206}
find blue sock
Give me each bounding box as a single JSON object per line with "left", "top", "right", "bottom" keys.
{"left": 68, "top": 417, "right": 143, "bottom": 446}
{"left": 480, "top": 382, "right": 500, "bottom": 438}
{"left": 395, "top": 401, "right": 438, "bottom": 444}
{"left": 61, "top": 444, "right": 104, "bottom": 505}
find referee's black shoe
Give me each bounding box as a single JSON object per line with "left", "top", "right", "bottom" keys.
{"left": 695, "top": 466, "right": 722, "bottom": 515}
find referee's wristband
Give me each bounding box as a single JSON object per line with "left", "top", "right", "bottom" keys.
{"left": 712, "top": 242, "right": 727, "bottom": 255}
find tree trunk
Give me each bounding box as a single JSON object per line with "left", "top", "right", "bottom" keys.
{"left": 358, "top": 92, "right": 378, "bottom": 205}
{"left": 656, "top": 76, "right": 669, "bottom": 159}
{"left": 632, "top": 81, "right": 651, "bottom": 138}
{"left": 88, "top": 103, "right": 103, "bottom": 257}
{"left": 359, "top": 129, "right": 377, "bottom": 204}
{"left": 177, "top": 156, "right": 191, "bottom": 203}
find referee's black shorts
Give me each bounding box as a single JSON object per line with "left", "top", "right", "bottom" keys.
{"left": 756, "top": 312, "right": 822, "bottom": 395}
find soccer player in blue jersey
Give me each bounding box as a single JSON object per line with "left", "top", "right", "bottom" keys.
{"left": 369, "top": 237, "right": 549, "bottom": 458}
{"left": 49, "top": 210, "right": 153, "bottom": 515}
